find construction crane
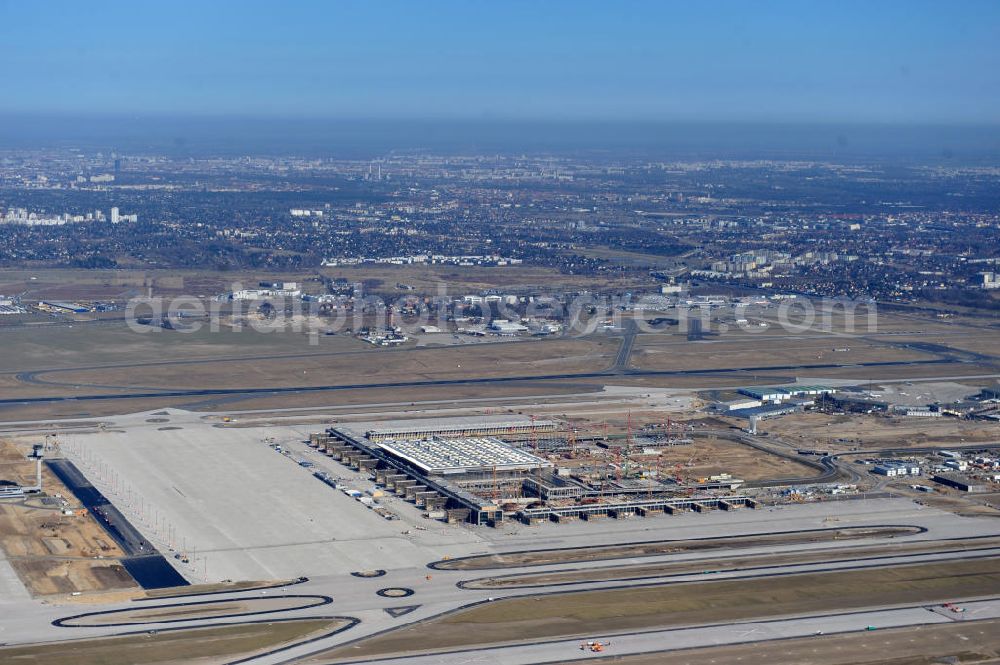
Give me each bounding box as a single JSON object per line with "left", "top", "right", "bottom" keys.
{"left": 646, "top": 451, "right": 658, "bottom": 500}
{"left": 622, "top": 411, "right": 634, "bottom": 480}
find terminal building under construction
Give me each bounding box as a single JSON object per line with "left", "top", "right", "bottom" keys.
{"left": 310, "top": 416, "right": 756, "bottom": 526}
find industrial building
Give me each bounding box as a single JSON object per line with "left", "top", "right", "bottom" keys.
{"left": 38, "top": 300, "right": 89, "bottom": 314}
{"left": 738, "top": 385, "right": 835, "bottom": 403}
{"left": 729, "top": 402, "right": 803, "bottom": 420}
{"left": 932, "top": 473, "right": 987, "bottom": 493}
{"left": 715, "top": 398, "right": 762, "bottom": 412}
{"left": 489, "top": 319, "right": 529, "bottom": 335}
{"left": 894, "top": 407, "right": 942, "bottom": 418}
{"left": 0, "top": 481, "right": 25, "bottom": 498}
{"left": 872, "top": 463, "right": 921, "bottom": 477}
{"left": 828, "top": 393, "right": 891, "bottom": 413}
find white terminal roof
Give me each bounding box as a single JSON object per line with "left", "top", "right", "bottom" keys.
{"left": 377, "top": 436, "right": 553, "bottom": 475}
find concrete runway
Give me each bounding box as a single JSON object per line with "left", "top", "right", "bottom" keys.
{"left": 0, "top": 357, "right": 957, "bottom": 406}
{"left": 326, "top": 598, "right": 1000, "bottom": 665}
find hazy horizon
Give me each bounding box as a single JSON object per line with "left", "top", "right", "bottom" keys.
{"left": 3, "top": 1, "right": 999, "bottom": 161}
{"left": 2, "top": 0, "right": 998, "bottom": 128}
{"left": 1, "top": 113, "right": 999, "bottom": 163}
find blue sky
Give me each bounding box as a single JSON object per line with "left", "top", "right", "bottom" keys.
{"left": 1, "top": 0, "right": 997, "bottom": 123}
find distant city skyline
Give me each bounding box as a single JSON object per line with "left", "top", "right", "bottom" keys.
{"left": 1, "top": 0, "right": 998, "bottom": 124}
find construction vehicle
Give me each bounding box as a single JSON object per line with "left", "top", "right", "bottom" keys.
{"left": 580, "top": 640, "right": 608, "bottom": 653}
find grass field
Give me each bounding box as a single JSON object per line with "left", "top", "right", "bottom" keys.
{"left": 769, "top": 412, "right": 1000, "bottom": 448}
{"left": 630, "top": 334, "right": 938, "bottom": 372}
{"left": 1, "top": 326, "right": 614, "bottom": 394}
{"left": 142, "top": 579, "right": 289, "bottom": 599}
{"left": 316, "top": 557, "right": 1000, "bottom": 661}
{"left": 887, "top": 330, "right": 1000, "bottom": 356}
{"left": 65, "top": 596, "right": 329, "bottom": 627}
{"left": 0, "top": 265, "right": 650, "bottom": 303}
{"left": 41, "top": 336, "right": 613, "bottom": 391}
{"left": 0, "top": 323, "right": 358, "bottom": 374}
{"left": 0, "top": 618, "right": 346, "bottom": 665}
